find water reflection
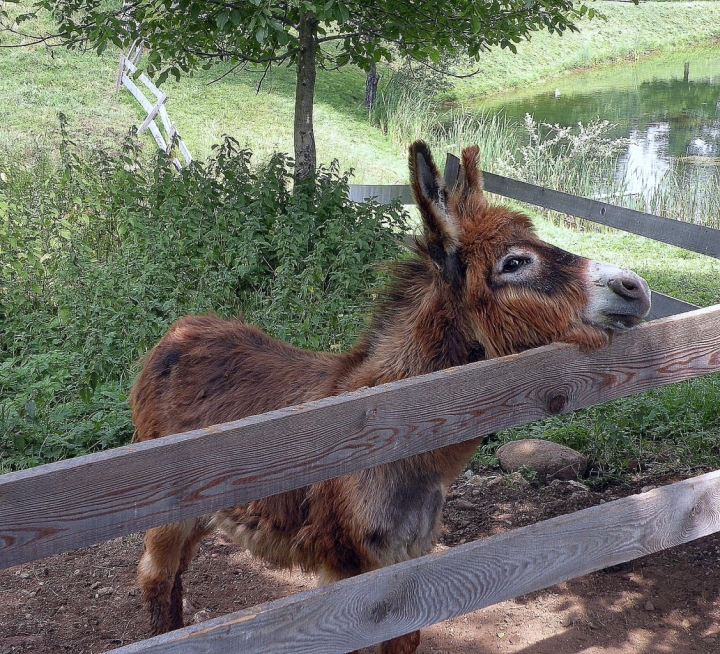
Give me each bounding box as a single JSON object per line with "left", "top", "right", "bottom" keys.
{"left": 623, "top": 124, "right": 670, "bottom": 200}
{"left": 480, "top": 49, "right": 720, "bottom": 200}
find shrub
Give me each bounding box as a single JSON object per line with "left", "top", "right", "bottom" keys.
{"left": 0, "top": 125, "right": 409, "bottom": 470}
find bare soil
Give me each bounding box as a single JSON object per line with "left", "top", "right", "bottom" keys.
{"left": 1, "top": 470, "right": 719, "bottom": 654}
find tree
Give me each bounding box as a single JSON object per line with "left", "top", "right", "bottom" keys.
{"left": 3, "top": 0, "right": 611, "bottom": 180}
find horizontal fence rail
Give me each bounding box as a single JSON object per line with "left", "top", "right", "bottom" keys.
{"left": 2, "top": 305, "right": 720, "bottom": 570}
{"left": 111, "top": 469, "right": 720, "bottom": 653}
{"left": 481, "top": 172, "right": 720, "bottom": 259}
{"left": 646, "top": 290, "right": 699, "bottom": 321}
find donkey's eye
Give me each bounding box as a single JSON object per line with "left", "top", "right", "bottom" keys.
{"left": 501, "top": 256, "right": 529, "bottom": 274}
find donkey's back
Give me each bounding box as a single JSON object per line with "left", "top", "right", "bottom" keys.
{"left": 131, "top": 314, "right": 343, "bottom": 440}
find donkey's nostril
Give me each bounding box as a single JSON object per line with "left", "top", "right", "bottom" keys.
{"left": 608, "top": 277, "right": 641, "bottom": 299}
{"left": 587, "top": 262, "right": 651, "bottom": 326}
{"left": 622, "top": 280, "right": 638, "bottom": 292}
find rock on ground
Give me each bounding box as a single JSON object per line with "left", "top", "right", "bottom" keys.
{"left": 496, "top": 439, "right": 588, "bottom": 480}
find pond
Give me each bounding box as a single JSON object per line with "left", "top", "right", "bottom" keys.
{"left": 478, "top": 47, "right": 720, "bottom": 203}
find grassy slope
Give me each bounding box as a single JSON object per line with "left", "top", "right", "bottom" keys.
{"left": 2, "top": 2, "right": 720, "bottom": 183}
{"left": 453, "top": 1, "right": 720, "bottom": 101}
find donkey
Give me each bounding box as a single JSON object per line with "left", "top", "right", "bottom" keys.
{"left": 129, "top": 141, "right": 651, "bottom": 653}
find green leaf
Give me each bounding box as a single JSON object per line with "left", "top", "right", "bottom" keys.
{"left": 216, "top": 11, "right": 229, "bottom": 29}
{"left": 24, "top": 400, "right": 36, "bottom": 421}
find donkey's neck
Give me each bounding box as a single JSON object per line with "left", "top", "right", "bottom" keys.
{"left": 337, "top": 259, "right": 483, "bottom": 391}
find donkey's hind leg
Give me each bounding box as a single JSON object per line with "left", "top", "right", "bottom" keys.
{"left": 138, "top": 518, "right": 211, "bottom": 634}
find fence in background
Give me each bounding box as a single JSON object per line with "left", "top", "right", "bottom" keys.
{"left": 116, "top": 42, "right": 192, "bottom": 169}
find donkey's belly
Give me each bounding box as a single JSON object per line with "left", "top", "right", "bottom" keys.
{"left": 210, "top": 486, "right": 312, "bottom": 570}
{"left": 209, "top": 467, "right": 447, "bottom": 576}
{"left": 366, "top": 484, "right": 445, "bottom": 567}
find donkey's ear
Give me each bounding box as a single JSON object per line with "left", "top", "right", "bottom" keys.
{"left": 455, "top": 145, "right": 484, "bottom": 201}
{"left": 409, "top": 141, "right": 464, "bottom": 288}
{"left": 409, "top": 140, "right": 460, "bottom": 254}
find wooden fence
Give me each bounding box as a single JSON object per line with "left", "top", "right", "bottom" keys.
{"left": 116, "top": 42, "right": 192, "bottom": 169}
{"left": 2, "top": 168, "right": 720, "bottom": 653}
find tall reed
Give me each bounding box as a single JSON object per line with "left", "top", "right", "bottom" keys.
{"left": 629, "top": 163, "right": 720, "bottom": 229}
{"left": 369, "top": 80, "right": 520, "bottom": 170}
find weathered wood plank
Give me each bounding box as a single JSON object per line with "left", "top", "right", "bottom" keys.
{"left": 647, "top": 291, "right": 699, "bottom": 320}
{"left": 111, "top": 470, "right": 720, "bottom": 653}
{"left": 122, "top": 57, "right": 165, "bottom": 103}
{"left": 443, "top": 152, "right": 460, "bottom": 189}
{"left": 115, "top": 55, "right": 126, "bottom": 92}
{"left": 138, "top": 93, "right": 167, "bottom": 135}
{"left": 1, "top": 305, "right": 719, "bottom": 568}
{"left": 480, "top": 172, "right": 720, "bottom": 259}
{"left": 348, "top": 184, "right": 414, "bottom": 205}
{"left": 120, "top": 75, "right": 168, "bottom": 151}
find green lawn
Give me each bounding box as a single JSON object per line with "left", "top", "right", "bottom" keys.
{"left": 2, "top": 2, "right": 720, "bottom": 182}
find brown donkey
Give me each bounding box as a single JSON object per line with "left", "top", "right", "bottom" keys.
{"left": 130, "top": 141, "right": 651, "bottom": 653}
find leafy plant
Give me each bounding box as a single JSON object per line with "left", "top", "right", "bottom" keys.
{"left": 0, "top": 125, "right": 409, "bottom": 471}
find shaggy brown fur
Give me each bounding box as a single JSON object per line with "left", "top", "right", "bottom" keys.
{"left": 130, "top": 141, "right": 650, "bottom": 653}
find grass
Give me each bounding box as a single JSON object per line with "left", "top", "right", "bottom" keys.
{"left": 451, "top": 1, "right": 720, "bottom": 101}
{"left": 473, "top": 373, "right": 720, "bottom": 480}
{"left": 534, "top": 218, "right": 720, "bottom": 308}
{"left": 0, "top": 4, "right": 408, "bottom": 182}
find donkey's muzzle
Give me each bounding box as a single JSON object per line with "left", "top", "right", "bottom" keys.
{"left": 585, "top": 263, "right": 651, "bottom": 330}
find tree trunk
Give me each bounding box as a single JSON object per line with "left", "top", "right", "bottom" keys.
{"left": 365, "top": 63, "right": 380, "bottom": 109}
{"left": 294, "top": 10, "right": 318, "bottom": 182}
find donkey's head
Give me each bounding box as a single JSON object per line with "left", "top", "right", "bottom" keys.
{"left": 409, "top": 141, "right": 651, "bottom": 358}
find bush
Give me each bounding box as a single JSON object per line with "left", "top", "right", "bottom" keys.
{"left": 0, "top": 124, "right": 409, "bottom": 470}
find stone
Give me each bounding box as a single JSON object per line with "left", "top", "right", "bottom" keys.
{"left": 496, "top": 439, "right": 588, "bottom": 480}
{"left": 192, "top": 609, "right": 211, "bottom": 624}
{"left": 467, "top": 474, "right": 501, "bottom": 488}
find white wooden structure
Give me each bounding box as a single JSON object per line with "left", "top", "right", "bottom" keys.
{"left": 116, "top": 43, "right": 192, "bottom": 169}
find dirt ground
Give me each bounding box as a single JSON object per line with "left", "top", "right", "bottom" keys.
{"left": 1, "top": 469, "right": 719, "bottom": 654}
